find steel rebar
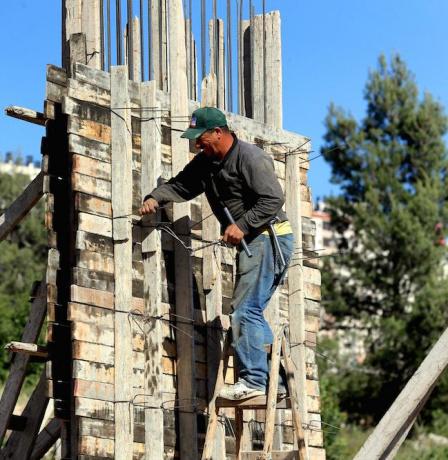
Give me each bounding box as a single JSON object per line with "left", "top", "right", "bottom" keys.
{"left": 107, "top": 0, "right": 111, "bottom": 70}
{"left": 100, "top": 0, "right": 105, "bottom": 70}
{"left": 262, "top": 0, "right": 266, "bottom": 123}
{"left": 140, "top": 0, "right": 145, "bottom": 81}
{"left": 201, "top": 0, "right": 206, "bottom": 82}
{"left": 226, "top": 0, "right": 232, "bottom": 111}
{"left": 127, "top": 0, "right": 134, "bottom": 80}
{"left": 116, "top": 0, "right": 123, "bottom": 64}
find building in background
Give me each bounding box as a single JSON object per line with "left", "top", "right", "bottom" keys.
{"left": 312, "top": 199, "right": 368, "bottom": 365}
{"left": 0, "top": 153, "right": 40, "bottom": 179}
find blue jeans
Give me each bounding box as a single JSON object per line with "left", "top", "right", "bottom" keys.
{"left": 230, "top": 232, "right": 294, "bottom": 390}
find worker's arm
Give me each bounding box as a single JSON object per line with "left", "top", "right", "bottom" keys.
{"left": 139, "top": 155, "right": 206, "bottom": 215}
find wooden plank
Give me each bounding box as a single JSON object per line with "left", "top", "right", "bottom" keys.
{"left": 4, "top": 342, "right": 48, "bottom": 359}
{"left": 5, "top": 105, "right": 47, "bottom": 126}
{"left": 81, "top": 0, "right": 101, "bottom": 70}
{"left": 265, "top": 12, "right": 282, "bottom": 128}
{"left": 75, "top": 192, "right": 112, "bottom": 217}
{"left": 0, "top": 282, "right": 46, "bottom": 444}
{"left": 200, "top": 72, "right": 226, "bottom": 460}
{"left": 131, "top": 17, "right": 142, "bottom": 82}
{"left": 68, "top": 115, "right": 111, "bottom": 144}
{"left": 69, "top": 132, "right": 111, "bottom": 162}
{"left": 70, "top": 61, "right": 309, "bottom": 147}
{"left": 251, "top": 14, "right": 264, "bottom": 123}
{"left": 353, "top": 327, "right": 448, "bottom": 460}
{"left": 73, "top": 153, "right": 111, "bottom": 180}
{"left": 169, "top": 2, "right": 198, "bottom": 458}
{"left": 141, "top": 80, "right": 165, "bottom": 459}
{"left": 78, "top": 212, "right": 112, "bottom": 237}
{"left": 0, "top": 171, "right": 43, "bottom": 242}
{"left": 1, "top": 370, "right": 48, "bottom": 459}
{"left": 282, "top": 336, "right": 308, "bottom": 460}
{"left": 285, "top": 146, "right": 309, "bottom": 443}
{"left": 208, "top": 18, "right": 225, "bottom": 109}
{"left": 73, "top": 340, "right": 114, "bottom": 364}
{"left": 29, "top": 418, "right": 61, "bottom": 460}
{"left": 263, "top": 326, "right": 283, "bottom": 456}
{"left": 241, "top": 452, "right": 297, "bottom": 460}
{"left": 111, "top": 65, "right": 134, "bottom": 459}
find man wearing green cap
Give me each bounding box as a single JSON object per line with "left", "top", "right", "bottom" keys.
{"left": 140, "top": 107, "right": 294, "bottom": 400}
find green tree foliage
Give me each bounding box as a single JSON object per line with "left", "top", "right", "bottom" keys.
{"left": 321, "top": 55, "right": 448, "bottom": 423}
{"left": 0, "top": 171, "right": 47, "bottom": 382}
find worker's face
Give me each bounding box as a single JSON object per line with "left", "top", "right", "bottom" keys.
{"left": 195, "top": 128, "right": 221, "bottom": 156}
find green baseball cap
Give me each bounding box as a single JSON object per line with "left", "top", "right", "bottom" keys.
{"left": 180, "top": 107, "right": 228, "bottom": 139}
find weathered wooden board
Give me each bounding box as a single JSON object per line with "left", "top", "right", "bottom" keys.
{"left": 0, "top": 171, "right": 44, "bottom": 242}
{"left": 0, "top": 282, "right": 46, "bottom": 443}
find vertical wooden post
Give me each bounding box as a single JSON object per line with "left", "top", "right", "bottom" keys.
{"left": 285, "top": 146, "right": 309, "bottom": 444}
{"left": 81, "top": 0, "right": 102, "bottom": 69}
{"left": 111, "top": 65, "right": 134, "bottom": 460}
{"left": 241, "top": 20, "right": 252, "bottom": 117}
{"left": 63, "top": 0, "right": 82, "bottom": 67}
{"left": 141, "top": 81, "right": 164, "bottom": 460}
{"left": 251, "top": 14, "right": 264, "bottom": 123}
{"left": 131, "top": 17, "right": 142, "bottom": 82}
{"left": 169, "top": 1, "right": 198, "bottom": 458}
{"left": 209, "top": 19, "right": 225, "bottom": 109}
{"left": 151, "top": 0, "right": 168, "bottom": 90}
{"left": 201, "top": 77, "right": 226, "bottom": 460}
{"left": 265, "top": 12, "right": 282, "bottom": 128}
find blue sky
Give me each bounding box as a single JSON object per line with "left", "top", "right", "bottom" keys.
{"left": 1, "top": 1, "right": 447, "bottom": 201}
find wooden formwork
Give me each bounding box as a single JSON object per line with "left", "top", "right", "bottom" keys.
{"left": 0, "top": 1, "right": 325, "bottom": 459}
{"left": 42, "top": 57, "right": 325, "bottom": 458}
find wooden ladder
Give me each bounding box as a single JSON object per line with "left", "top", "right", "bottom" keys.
{"left": 202, "top": 324, "right": 308, "bottom": 460}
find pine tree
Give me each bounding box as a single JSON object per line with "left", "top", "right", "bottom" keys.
{"left": 321, "top": 55, "right": 448, "bottom": 422}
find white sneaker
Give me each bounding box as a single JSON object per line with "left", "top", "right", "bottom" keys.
{"left": 218, "top": 381, "right": 265, "bottom": 400}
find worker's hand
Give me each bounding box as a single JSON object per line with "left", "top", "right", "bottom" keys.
{"left": 222, "top": 224, "right": 245, "bottom": 245}
{"left": 139, "top": 197, "right": 159, "bottom": 215}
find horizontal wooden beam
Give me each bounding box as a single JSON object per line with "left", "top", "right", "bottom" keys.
{"left": 5, "top": 342, "right": 49, "bottom": 359}
{"left": 216, "top": 396, "right": 290, "bottom": 409}
{"left": 5, "top": 106, "right": 47, "bottom": 126}
{"left": 241, "top": 452, "right": 297, "bottom": 460}
{"left": 0, "top": 171, "right": 44, "bottom": 242}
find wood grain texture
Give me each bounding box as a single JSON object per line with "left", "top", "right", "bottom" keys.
{"left": 111, "top": 65, "right": 134, "bottom": 459}
{"left": 169, "top": 2, "right": 198, "bottom": 458}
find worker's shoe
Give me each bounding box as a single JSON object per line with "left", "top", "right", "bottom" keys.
{"left": 218, "top": 380, "right": 265, "bottom": 400}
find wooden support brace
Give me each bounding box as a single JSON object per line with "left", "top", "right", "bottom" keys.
{"left": 353, "top": 326, "right": 448, "bottom": 459}
{"left": 0, "top": 370, "right": 49, "bottom": 459}
{"left": 5, "top": 106, "right": 47, "bottom": 126}
{"left": 0, "top": 282, "right": 46, "bottom": 444}
{"left": 0, "top": 171, "right": 44, "bottom": 242}
{"left": 30, "top": 418, "right": 61, "bottom": 460}
{"left": 4, "top": 342, "right": 49, "bottom": 359}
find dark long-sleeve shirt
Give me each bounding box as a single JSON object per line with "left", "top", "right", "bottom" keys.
{"left": 148, "top": 136, "right": 288, "bottom": 237}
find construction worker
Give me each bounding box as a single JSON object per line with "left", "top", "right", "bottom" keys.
{"left": 139, "top": 107, "right": 294, "bottom": 400}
